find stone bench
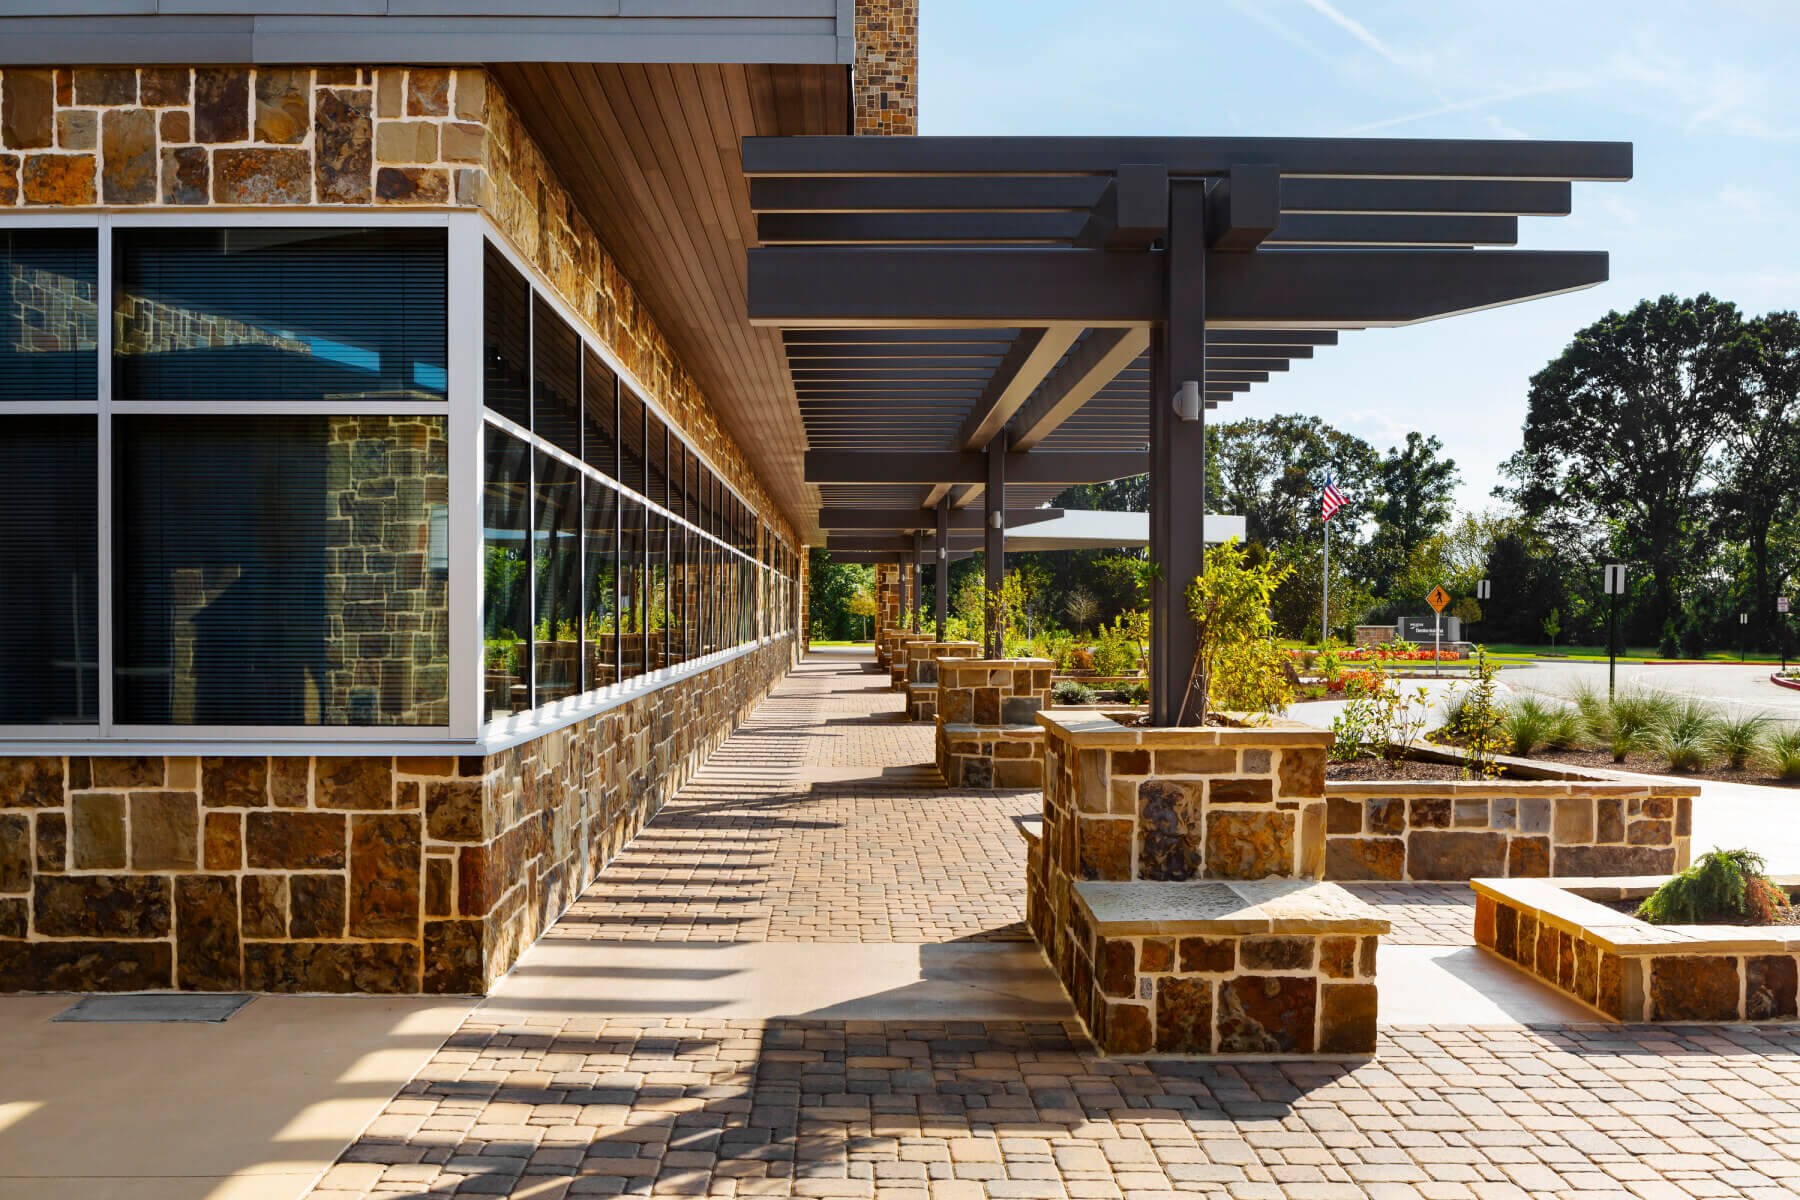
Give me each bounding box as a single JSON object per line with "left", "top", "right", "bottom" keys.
{"left": 1474, "top": 874, "right": 1800, "bottom": 1022}
{"left": 888, "top": 633, "right": 937, "bottom": 692}
{"left": 1065, "top": 878, "right": 1388, "bottom": 1057}
{"left": 934, "top": 657, "right": 1052, "bottom": 787}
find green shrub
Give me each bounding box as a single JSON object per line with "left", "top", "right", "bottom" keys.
{"left": 1544, "top": 704, "right": 1586, "bottom": 750}
{"left": 1603, "top": 690, "right": 1672, "bottom": 763}
{"left": 1710, "top": 710, "right": 1771, "bottom": 770}
{"left": 1502, "top": 696, "right": 1556, "bottom": 757}
{"left": 1052, "top": 680, "right": 1096, "bottom": 706}
{"left": 1637, "top": 848, "right": 1792, "bottom": 925}
{"left": 1759, "top": 727, "right": 1800, "bottom": 780}
{"left": 1442, "top": 647, "right": 1509, "bottom": 779}
{"left": 1653, "top": 699, "right": 1720, "bottom": 772}
{"left": 1117, "top": 681, "right": 1149, "bottom": 705}
{"left": 1567, "top": 681, "right": 1608, "bottom": 740}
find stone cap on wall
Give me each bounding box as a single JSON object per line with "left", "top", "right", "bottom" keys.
{"left": 944, "top": 657, "right": 1054, "bottom": 669}
{"left": 1395, "top": 743, "right": 1704, "bottom": 794}
{"left": 1474, "top": 875, "right": 1800, "bottom": 955}
{"left": 1074, "top": 878, "right": 1389, "bottom": 937}
{"left": 1329, "top": 778, "right": 1703, "bottom": 798}
{"left": 1037, "top": 708, "right": 1335, "bottom": 749}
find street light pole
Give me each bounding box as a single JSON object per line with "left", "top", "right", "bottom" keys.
{"left": 1603, "top": 563, "right": 1626, "bottom": 699}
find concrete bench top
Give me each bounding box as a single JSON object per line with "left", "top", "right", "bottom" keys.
{"left": 1011, "top": 815, "right": 1042, "bottom": 846}
{"left": 1472, "top": 876, "right": 1800, "bottom": 955}
{"left": 1072, "top": 879, "right": 1389, "bottom": 937}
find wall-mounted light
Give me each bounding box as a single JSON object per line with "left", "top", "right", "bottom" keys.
{"left": 1172, "top": 379, "right": 1202, "bottom": 422}
{"left": 989, "top": 511, "right": 1004, "bottom": 529}
{"left": 938, "top": 547, "right": 948, "bottom": 561}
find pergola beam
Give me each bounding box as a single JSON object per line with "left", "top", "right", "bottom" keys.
{"left": 1009, "top": 326, "right": 1151, "bottom": 451}
{"left": 805, "top": 450, "right": 1147, "bottom": 485}
{"left": 759, "top": 211, "right": 1520, "bottom": 247}
{"left": 819, "top": 507, "right": 1065, "bottom": 531}
{"left": 954, "top": 324, "right": 1082, "bottom": 450}
{"left": 751, "top": 247, "right": 1609, "bottom": 327}
{"left": 743, "top": 135, "right": 1633, "bottom": 181}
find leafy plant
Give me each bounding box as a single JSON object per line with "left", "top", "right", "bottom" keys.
{"left": 1052, "top": 679, "right": 1096, "bottom": 706}
{"left": 1637, "top": 848, "right": 1792, "bottom": 925}
{"left": 1092, "top": 618, "right": 1140, "bottom": 677}
{"left": 1117, "top": 680, "right": 1149, "bottom": 705}
{"left": 1446, "top": 647, "right": 1510, "bottom": 778}
{"left": 1710, "top": 710, "right": 1771, "bottom": 770}
{"left": 1063, "top": 587, "right": 1099, "bottom": 635}
{"left": 1542, "top": 607, "right": 1561, "bottom": 648}
{"left": 1759, "top": 727, "right": 1800, "bottom": 780}
{"left": 1543, "top": 704, "right": 1586, "bottom": 751}
{"left": 1602, "top": 690, "right": 1673, "bottom": 763}
{"left": 1502, "top": 696, "right": 1557, "bottom": 757}
{"left": 1329, "top": 665, "right": 1430, "bottom": 763}
{"left": 1180, "top": 539, "right": 1294, "bottom": 725}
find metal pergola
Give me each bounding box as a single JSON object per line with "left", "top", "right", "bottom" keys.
{"left": 744, "top": 135, "right": 1631, "bottom": 722}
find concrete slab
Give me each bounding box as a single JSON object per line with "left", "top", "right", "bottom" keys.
{"left": 0, "top": 994, "right": 472, "bottom": 1200}
{"left": 479, "top": 939, "right": 1074, "bottom": 1022}
{"left": 1378, "top": 944, "right": 1598, "bottom": 1026}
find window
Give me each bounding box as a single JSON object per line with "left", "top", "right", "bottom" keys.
{"left": 646, "top": 411, "right": 667, "bottom": 511}
{"left": 115, "top": 228, "right": 446, "bottom": 404}
{"left": 619, "top": 387, "right": 645, "bottom": 495}
{"left": 534, "top": 450, "right": 581, "bottom": 704}
{"left": 1, "top": 229, "right": 98, "bottom": 402}
{"left": 649, "top": 510, "right": 670, "bottom": 669}
{"left": 0, "top": 415, "right": 97, "bottom": 723}
{"left": 533, "top": 296, "right": 580, "bottom": 457}
{"left": 483, "top": 426, "right": 531, "bottom": 721}
{"left": 619, "top": 496, "right": 646, "bottom": 679}
{"left": 484, "top": 244, "right": 531, "bottom": 427}
{"left": 115, "top": 415, "right": 450, "bottom": 726}
{"left": 582, "top": 347, "right": 617, "bottom": 479}
{"left": 583, "top": 480, "right": 618, "bottom": 690}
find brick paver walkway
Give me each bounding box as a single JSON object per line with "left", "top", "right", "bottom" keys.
{"left": 305, "top": 651, "right": 1800, "bottom": 1200}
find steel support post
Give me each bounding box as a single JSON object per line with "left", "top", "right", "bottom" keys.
{"left": 913, "top": 531, "right": 925, "bottom": 630}
{"left": 984, "top": 434, "right": 1007, "bottom": 657}
{"left": 1150, "top": 178, "right": 1209, "bottom": 725}
{"left": 935, "top": 499, "right": 950, "bottom": 640}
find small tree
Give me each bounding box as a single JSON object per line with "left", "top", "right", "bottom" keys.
{"left": 1180, "top": 539, "right": 1294, "bottom": 726}
{"left": 846, "top": 587, "right": 877, "bottom": 641}
{"left": 1542, "top": 607, "right": 1561, "bottom": 648}
{"left": 1063, "top": 587, "right": 1099, "bottom": 634}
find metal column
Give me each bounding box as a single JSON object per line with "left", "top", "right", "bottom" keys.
{"left": 934, "top": 500, "right": 950, "bottom": 640}
{"left": 1149, "top": 178, "right": 1208, "bottom": 725}
{"left": 913, "top": 531, "right": 925, "bottom": 630}
{"left": 984, "top": 434, "right": 1006, "bottom": 657}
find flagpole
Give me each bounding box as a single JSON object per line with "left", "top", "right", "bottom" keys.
{"left": 1322, "top": 511, "right": 1329, "bottom": 646}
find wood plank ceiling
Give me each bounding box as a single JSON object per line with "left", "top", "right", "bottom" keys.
{"left": 491, "top": 61, "right": 848, "bottom": 543}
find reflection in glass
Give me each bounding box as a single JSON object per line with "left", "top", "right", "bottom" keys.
{"left": 116, "top": 415, "right": 451, "bottom": 726}
{"left": 649, "top": 511, "right": 670, "bottom": 670}
{"left": 584, "top": 479, "right": 618, "bottom": 689}
{"left": 482, "top": 426, "right": 532, "bottom": 721}
{"left": 619, "top": 388, "right": 645, "bottom": 495}
{"left": 115, "top": 228, "right": 447, "bottom": 404}
{"left": 533, "top": 296, "right": 581, "bottom": 457}
{"left": 619, "top": 496, "right": 646, "bottom": 680}
{"left": 484, "top": 244, "right": 531, "bottom": 427}
{"left": 534, "top": 451, "right": 582, "bottom": 704}
{"left": 0, "top": 416, "right": 97, "bottom": 723}
{"left": 582, "top": 347, "right": 617, "bottom": 480}
{"left": 646, "top": 411, "right": 667, "bottom": 511}
{"left": 0, "top": 230, "right": 98, "bottom": 402}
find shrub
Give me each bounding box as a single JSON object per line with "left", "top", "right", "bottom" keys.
{"left": 1092, "top": 618, "right": 1140, "bottom": 677}
{"left": 1502, "top": 696, "right": 1557, "bottom": 757}
{"left": 1117, "top": 680, "right": 1148, "bottom": 705}
{"left": 1710, "top": 710, "right": 1771, "bottom": 770}
{"left": 1329, "top": 664, "right": 1429, "bottom": 763}
{"left": 1182, "top": 538, "right": 1293, "bottom": 724}
{"left": 1759, "top": 727, "right": 1800, "bottom": 780}
{"left": 1567, "top": 681, "right": 1608, "bottom": 739}
{"left": 1603, "top": 690, "right": 1672, "bottom": 763}
{"left": 1653, "top": 699, "right": 1720, "bottom": 772}
{"left": 1637, "top": 848, "right": 1792, "bottom": 925}
{"left": 1544, "top": 704, "right": 1586, "bottom": 751}
{"left": 1052, "top": 680, "right": 1096, "bottom": 706}
{"left": 1444, "top": 647, "right": 1509, "bottom": 778}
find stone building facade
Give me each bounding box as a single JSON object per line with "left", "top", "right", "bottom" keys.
{"left": 854, "top": 0, "right": 918, "bottom": 136}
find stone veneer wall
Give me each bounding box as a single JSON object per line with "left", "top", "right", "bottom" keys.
{"left": 853, "top": 0, "right": 918, "bottom": 136}
{"left": 934, "top": 658, "right": 1052, "bottom": 787}
{"left": 0, "top": 637, "right": 792, "bottom": 993}
{"left": 903, "top": 641, "right": 979, "bottom": 722}
{"left": 1475, "top": 878, "right": 1800, "bottom": 1023}
{"left": 887, "top": 633, "right": 935, "bottom": 692}
{"left": 1325, "top": 781, "right": 1694, "bottom": 882}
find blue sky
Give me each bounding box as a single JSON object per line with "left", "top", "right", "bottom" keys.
{"left": 920, "top": 0, "right": 1800, "bottom": 511}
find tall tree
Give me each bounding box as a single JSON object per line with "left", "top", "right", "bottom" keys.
{"left": 1716, "top": 310, "right": 1800, "bottom": 646}
{"left": 1370, "top": 432, "right": 1459, "bottom": 592}
{"left": 1500, "top": 294, "right": 1752, "bottom": 632}
{"left": 1210, "top": 415, "right": 1380, "bottom": 551}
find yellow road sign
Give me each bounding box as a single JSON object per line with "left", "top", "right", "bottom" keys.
{"left": 1426, "top": 586, "right": 1451, "bottom": 613}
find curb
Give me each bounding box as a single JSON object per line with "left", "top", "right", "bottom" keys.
{"left": 1773, "top": 673, "right": 1800, "bottom": 693}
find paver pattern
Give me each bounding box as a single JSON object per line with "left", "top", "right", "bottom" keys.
{"left": 312, "top": 1015, "right": 1800, "bottom": 1199}
{"left": 547, "top": 655, "right": 1031, "bottom": 944}
{"left": 303, "top": 651, "right": 1800, "bottom": 1200}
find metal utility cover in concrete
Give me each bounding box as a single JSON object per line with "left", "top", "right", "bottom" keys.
{"left": 52, "top": 993, "right": 254, "bottom": 1023}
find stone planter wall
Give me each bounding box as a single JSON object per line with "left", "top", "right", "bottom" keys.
{"left": 1325, "top": 760, "right": 1695, "bottom": 882}
{"left": 1066, "top": 880, "right": 1385, "bottom": 1056}
{"left": 1474, "top": 875, "right": 1800, "bottom": 1023}
{"left": 934, "top": 658, "right": 1052, "bottom": 787}
{"left": 0, "top": 636, "right": 793, "bottom": 995}
{"left": 1032, "top": 710, "right": 1354, "bottom": 1056}
{"left": 904, "top": 641, "right": 979, "bottom": 722}
{"left": 887, "top": 633, "right": 936, "bottom": 692}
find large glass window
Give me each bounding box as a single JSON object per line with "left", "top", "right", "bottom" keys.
{"left": 533, "top": 296, "right": 580, "bottom": 457}
{"left": 1, "top": 230, "right": 98, "bottom": 402}
{"left": 534, "top": 451, "right": 582, "bottom": 704}
{"left": 619, "top": 387, "right": 645, "bottom": 495}
{"left": 619, "top": 496, "right": 646, "bottom": 680}
{"left": 484, "top": 244, "right": 531, "bottom": 427}
{"left": 115, "top": 415, "right": 450, "bottom": 726}
{"left": 115, "top": 228, "right": 446, "bottom": 404}
{"left": 482, "top": 427, "right": 532, "bottom": 722}
{"left": 583, "top": 480, "right": 618, "bottom": 690}
{"left": 649, "top": 511, "right": 670, "bottom": 670}
{"left": 582, "top": 347, "right": 617, "bottom": 479}
{"left": 0, "top": 416, "right": 97, "bottom": 723}
{"left": 646, "top": 411, "right": 668, "bottom": 511}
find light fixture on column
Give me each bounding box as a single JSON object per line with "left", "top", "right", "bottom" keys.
{"left": 989, "top": 511, "right": 1003, "bottom": 529}
{"left": 1172, "top": 379, "right": 1201, "bottom": 422}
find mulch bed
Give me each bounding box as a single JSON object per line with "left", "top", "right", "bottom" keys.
{"left": 1325, "top": 757, "right": 1478, "bottom": 782}
{"left": 1506, "top": 744, "right": 1800, "bottom": 789}
{"left": 1600, "top": 897, "right": 1800, "bottom": 927}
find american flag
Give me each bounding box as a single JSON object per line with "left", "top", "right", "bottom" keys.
{"left": 1321, "top": 477, "right": 1348, "bottom": 522}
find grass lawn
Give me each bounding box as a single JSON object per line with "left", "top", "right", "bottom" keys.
{"left": 808, "top": 639, "right": 873, "bottom": 647}
{"left": 1281, "top": 638, "right": 1791, "bottom": 664}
